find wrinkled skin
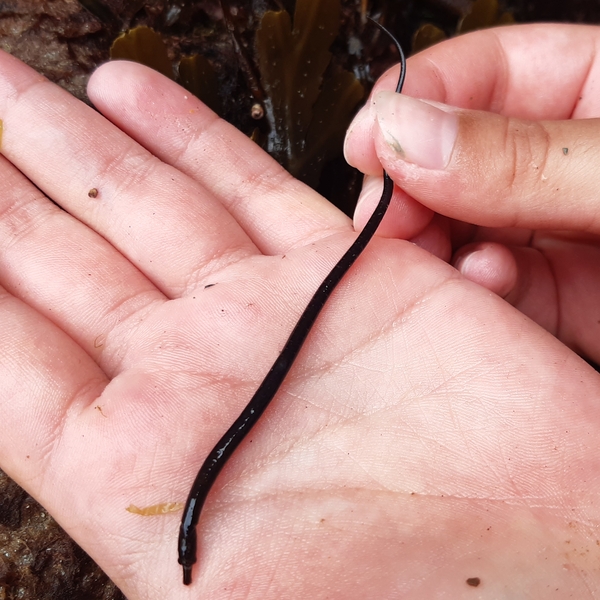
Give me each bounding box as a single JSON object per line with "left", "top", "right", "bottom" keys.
{"left": 346, "top": 23, "right": 600, "bottom": 366}
{"left": 0, "top": 23, "right": 599, "bottom": 600}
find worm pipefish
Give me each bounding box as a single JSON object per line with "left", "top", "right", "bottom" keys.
{"left": 178, "top": 19, "right": 406, "bottom": 586}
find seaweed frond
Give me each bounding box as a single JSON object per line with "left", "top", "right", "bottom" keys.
{"left": 110, "top": 26, "right": 221, "bottom": 114}
{"left": 255, "top": 0, "right": 364, "bottom": 186}
{"left": 110, "top": 26, "right": 173, "bottom": 78}
{"left": 178, "top": 54, "right": 221, "bottom": 114}
{"left": 413, "top": 0, "right": 515, "bottom": 53}
{"left": 458, "top": 0, "right": 514, "bottom": 33}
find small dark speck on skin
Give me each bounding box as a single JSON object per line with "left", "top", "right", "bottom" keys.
{"left": 466, "top": 577, "right": 481, "bottom": 587}
{"left": 205, "top": 283, "right": 216, "bottom": 289}
{"left": 88, "top": 188, "right": 98, "bottom": 198}
{"left": 563, "top": 147, "right": 569, "bottom": 155}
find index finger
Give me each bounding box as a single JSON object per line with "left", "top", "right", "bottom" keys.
{"left": 0, "top": 50, "right": 257, "bottom": 298}
{"left": 386, "top": 23, "right": 600, "bottom": 119}
{"left": 346, "top": 23, "right": 600, "bottom": 178}
{"left": 87, "top": 61, "right": 351, "bottom": 256}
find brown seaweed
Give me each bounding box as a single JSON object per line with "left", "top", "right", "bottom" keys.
{"left": 110, "top": 26, "right": 221, "bottom": 116}
{"left": 301, "top": 69, "right": 365, "bottom": 184}
{"left": 458, "top": 0, "right": 508, "bottom": 33}
{"left": 110, "top": 26, "right": 173, "bottom": 78}
{"left": 412, "top": 23, "right": 447, "bottom": 53}
{"left": 413, "top": 0, "right": 515, "bottom": 52}
{"left": 178, "top": 54, "right": 221, "bottom": 114}
{"left": 255, "top": 0, "right": 364, "bottom": 186}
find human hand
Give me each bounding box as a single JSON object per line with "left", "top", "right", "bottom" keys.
{"left": 1, "top": 40, "right": 600, "bottom": 599}
{"left": 345, "top": 23, "right": 600, "bottom": 366}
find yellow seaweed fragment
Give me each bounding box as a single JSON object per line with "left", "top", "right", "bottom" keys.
{"left": 126, "top": 502, "right": 184, "bottom": 516}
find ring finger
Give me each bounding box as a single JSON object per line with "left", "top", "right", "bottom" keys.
{"left": 0, "top": 153, "right": 163, "bottom": 376}
{"left": 0, "top": 50, "right": 258, "bottom": 300}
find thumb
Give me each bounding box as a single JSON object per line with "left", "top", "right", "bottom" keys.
{"left": 369, "top": 91, "right": 600, "bottom": 234}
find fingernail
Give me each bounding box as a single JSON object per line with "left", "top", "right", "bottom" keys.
{"left": 374, "top": 91, "right": 458, "bottom": 170}
{"left": 343, "top": 103, "right": 370, "bottom": 163}
{"left": 453, "top": 250, "right": 477, "bottom": 274}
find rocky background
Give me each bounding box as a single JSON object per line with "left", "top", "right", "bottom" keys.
{"left": 1, "top": 1, "right": 599, "bottom": 598}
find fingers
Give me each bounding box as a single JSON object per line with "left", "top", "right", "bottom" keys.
{"left": 346, "top": 22, "right": 600, "bottom": 175}
{"left": 410, "top": 214, "right": 452, "bottom": 262}
{"left": 453, "top": 242, "right": 519, "bottom": 299}
{"left": 350, "top": 91, "right": 600, "bottom": 234}
{"left": 530, "top": 235, "right": 600, "bottom": 363}
{"left": 453, "top": 235, "right": 600, "bottom": 364}
{"left": 353, "top": 174, "right": 433, "bottom": 239}
{"left": 364, "top": 23, "right": 600, "bottom": 120}
{"left": 87, "top": 60, "right": 350, "bottom": 255}
{"left": 0, "top": 284, "right": 106, "bottom": 482}
{"left": 0, "top": 50, "right": 257, "bottom": 297}
{"left": 0, "top": 155, "right": 164, "bottom": 375}
{"left": 453, "top": 241, "right": 558, "bottom": 334}
{"left": 345, "top": 23, "right": 600, "bottom": 235}
{"left": 343, "top": 21, "right": 600, "bottom": 364}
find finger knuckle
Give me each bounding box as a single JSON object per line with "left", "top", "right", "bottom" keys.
{"left": 501, "top": 117, "right": 552, "bottom": 207}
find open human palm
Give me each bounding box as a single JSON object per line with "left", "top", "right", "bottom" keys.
{"left": 1, "top": 24, "right": 600, "bottom": 599}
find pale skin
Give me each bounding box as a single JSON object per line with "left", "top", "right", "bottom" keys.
{"left": 0, "top": 21, "right": 599, "bottom": 599}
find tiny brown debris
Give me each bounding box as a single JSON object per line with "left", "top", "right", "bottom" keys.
{"left": 251, "top": 103, "right": 264, "bottom": 119}
{"left": 466, "top": 577, "right": 481, "bottom": 587}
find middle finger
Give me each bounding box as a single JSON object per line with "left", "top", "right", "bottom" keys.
{"left": 0, "top": 50, "right": 257, "bottom": 298}
{"left": 0, "top": 153, "right": 163, "bottom": 375}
